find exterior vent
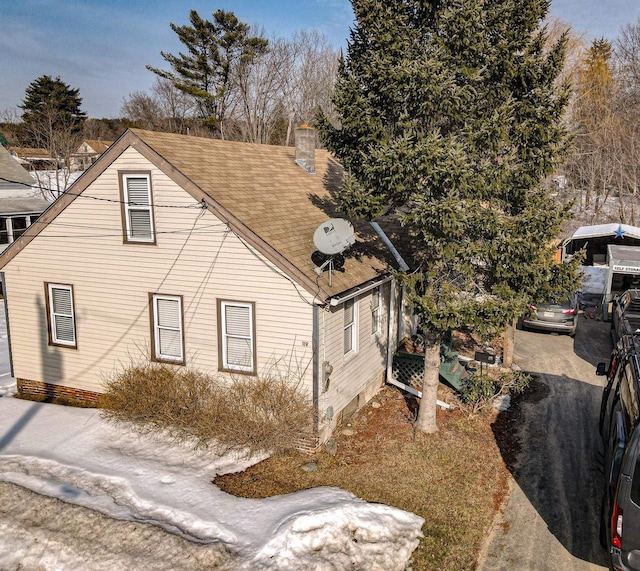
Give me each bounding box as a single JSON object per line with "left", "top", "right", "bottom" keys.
{"left": 294, "top": 125, "right": 316, "bottom": 174}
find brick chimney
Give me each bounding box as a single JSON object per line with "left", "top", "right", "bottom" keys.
{"left": 294, "top": 125, "right": 316, "bottom": 174}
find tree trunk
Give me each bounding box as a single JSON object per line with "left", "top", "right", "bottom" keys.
{"left": 416, "top": 330, "right": 442, "bottom": 434}
{"left": 503, "top": 319, "right": 516, "bottom": 367}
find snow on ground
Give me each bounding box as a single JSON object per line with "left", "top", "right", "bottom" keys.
{"left": 0, "top": 304, "right": 423, "bottom": 570}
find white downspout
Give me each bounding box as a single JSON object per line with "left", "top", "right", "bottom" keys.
{"left": 370, "top": 221, "right": 409, "bottom": 271}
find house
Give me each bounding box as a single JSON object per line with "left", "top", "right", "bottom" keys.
{"left": 0, "top": 128, "right": 409, "bottom": 445}
{"left": 8, "top": 146, "right": 59, "bottom": 171}
{"left": 71, "top": 139, "right": 113, "bottom": 171}
{"left": 0, "top": 145, "right": 51, "bottom": 252}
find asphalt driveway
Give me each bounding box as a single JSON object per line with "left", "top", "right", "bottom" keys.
{"left": 478, "top": 316, "right": 613, "bottom": 570}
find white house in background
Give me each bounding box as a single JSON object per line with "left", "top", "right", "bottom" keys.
{"left": 0, "top": 128, "right": 410, "bottom": 446}
{"left": 0, "top": 145, "right": 51, "bottom": 253}
{"left": 71, "top": 139, "right": 113, "bottom": 171}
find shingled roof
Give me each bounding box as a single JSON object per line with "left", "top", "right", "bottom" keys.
{"left": 0, "top": 129, "right": 403, "bottom": 304}
{"left": 0, "top": 145, "right": 36, "bottom": 187}
{"left": 84, "top": 139, "right": 113, "bottom": 154}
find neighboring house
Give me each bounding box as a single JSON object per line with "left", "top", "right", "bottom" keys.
{"left": 8, "top": 147, "right": 59, "bottom": 171}
{"left": 0, "top": 128, "right": 409, "bottom": 445}
{"left": 0, "top": 145, "right": 51, "bottom": 253}
{"left": 71, "top": 139, "right": 113, "bottom": 171}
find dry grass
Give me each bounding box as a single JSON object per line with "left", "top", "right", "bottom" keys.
{"left": 215, "top": 385, "right": 517, "bottom": 570}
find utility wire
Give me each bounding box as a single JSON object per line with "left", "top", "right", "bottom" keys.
{"left": 2, "top": 177, "right": 322, "bottom": 304}
{"left": 0, "top": 176, "right": 206, "bottom": 209}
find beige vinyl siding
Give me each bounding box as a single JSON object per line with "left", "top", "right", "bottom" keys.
{"left": 3, "top": 147, "right": 315, "bottom": 394}
{"left": 317, "top": 284, "right": 390, "bottom": 424}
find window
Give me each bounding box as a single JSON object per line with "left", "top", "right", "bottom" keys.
{"left": 344, "top": 297, "right": 357, "bottom": 355}
{"left": 0, "top": 219, "right": 8, "bottom": 245}
{"left": 120, "top": 173, "right": 155, "bottom": 243}
{"left": 0, "top": 216, "right": 34, "bottom": 245}
{"left": 151, "top": 294, "right": 184, "bottom": 363}
{"left": 11, "top": 217, "right": 27, "bottom": 240}
{"left": 371, "top": 287, "right": 381, "bottom": 335}
{"left": 218, "top": 300, "right": 256, "bottom": 373}
{"left": 631, "top": 452, "right": 640, "bottom": 507}
{"left": 46, "top": 283, "right": 76, "bottom": 347}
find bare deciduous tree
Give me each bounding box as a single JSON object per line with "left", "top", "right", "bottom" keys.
{"left": 277, "top": 30, "right": 339, "bottom": 146}
{"left": 121, "top": 91, "right": 164, "bottom": 130}
{"left": 122, "top": 78, "right": 196, "bottom": 134}
{"left": 562, "top": 22, "right": 640, "bottom": 226}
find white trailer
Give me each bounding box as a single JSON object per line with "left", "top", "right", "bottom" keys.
{"left": 604, "top": 245, "right": 640, "bottom": 319}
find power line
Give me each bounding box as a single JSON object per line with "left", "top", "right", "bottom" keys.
{"left": 0, "top": 176, "right": 207, "bottom": 209}
{"left": 1, "top": 178, "right": 321, "bottom": 304}
{"left": 62, "top": 190, "right": 207, "bottom": 209}
{"left": 0, "top": 227, "right": 232, "bottom": 240}
{"left": 26, "top": 219, "right": 228, "bottom": 232}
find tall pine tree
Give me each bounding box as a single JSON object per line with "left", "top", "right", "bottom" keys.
{"left": 148, "top": 9, "right": 268, "bottom": 138}
{"left": 318, "top": 0, "right": 582, "bottom": 433}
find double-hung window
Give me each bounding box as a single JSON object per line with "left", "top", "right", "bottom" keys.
{"left": 121, "top": 173, "right": 155, "bottom": 243}
{"left": 46, "top": 283, "right": 76, "bottom": 348}
{"left": 344, "top": 297, "right": 357, "bottom": 355}
{"left": 218, "top": 300, "right": 256, "bottom": 374}
{"left": 371, "top": 287, "right": 381, "bottom": 335}
{"left": 151, "top": 294, "right": 184, "bottom": 363}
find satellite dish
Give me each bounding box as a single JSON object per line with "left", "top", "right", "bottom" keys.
{"left": 313, "top": 218, "right": 355, "bottom": 256}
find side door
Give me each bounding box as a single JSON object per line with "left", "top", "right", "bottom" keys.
{"left": 601, "top": 349, "right": 624, "bottom": 439}
{"left": 602, "top": 405, "right": 630, "bottom": 550}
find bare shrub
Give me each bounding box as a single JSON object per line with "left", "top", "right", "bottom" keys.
{"left": 459, "top": 370, "right": 531, "bottom": 413}
{"left": 99, "top": 362, "right": 316, "bottom": 456}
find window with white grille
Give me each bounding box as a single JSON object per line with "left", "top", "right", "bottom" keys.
{"left": 121, "top": 173, "right": 155, "bottom": 243}
{"left": 47, "top": 283, "right": 76, "bottom": 347}
{"left": 219, "top": 300, "right": 255, "bottom": 373}
{"left": 151, "top": 294, "right": 184, "bottom": 363}
{"left": 344, "top": 297, "right": 358, "bottom": 355}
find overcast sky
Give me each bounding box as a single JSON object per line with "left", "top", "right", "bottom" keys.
{"left": 1, "top": 0, "right": 640, "bottom": 119}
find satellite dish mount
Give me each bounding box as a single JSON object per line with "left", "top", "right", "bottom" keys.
{"left": 312, "top": 218, "right": 355, "bottom": 286}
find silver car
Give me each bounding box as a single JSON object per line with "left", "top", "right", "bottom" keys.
{"left": 521, "top": 295, "right": 579, "bottom": 337}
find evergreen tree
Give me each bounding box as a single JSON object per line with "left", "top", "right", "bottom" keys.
{"left": 148, "top": 9, "right": 268, "bottom": 138}
{"left": 19, "top": 75, "right": 86, "bottom": 198}
{"left": 318, "top": 0, "right": 582, "bottom": 433}
{"left": 19, "top": 75, "right": 86, "bottom": 145}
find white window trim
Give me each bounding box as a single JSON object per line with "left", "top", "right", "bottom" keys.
{"left": 122, "top": 173, "right": 155, "bottom": 243}
{"left": 152, "top": 294, "right": 184, "bottom": 363}
{"left": 344, "top": 297, "right": 358, "bottom": 356}
{"left": 220, "top": 301, "right": 255, "bottom": 373}
{"left": 371, "top": 287, "right": 382, "bottom": 335}
{"left": 47, "top": 283, "right": 76, "bottom": 347}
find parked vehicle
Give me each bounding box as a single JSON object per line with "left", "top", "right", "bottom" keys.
{"left": 598, "top": 333, "right": 640, "bottom": 570}
{"left": 612, "top": 289, "right": 640, "bottom": 342}
{"left": 520, "top": 294, "right": 579, "bottom": 337}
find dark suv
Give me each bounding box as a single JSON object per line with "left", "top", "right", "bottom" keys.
{"left": 598, "top": 333, "right": 640, "bottom": 570}
{"left": 612, "top": 289, "right": 640, "bottom": 342}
